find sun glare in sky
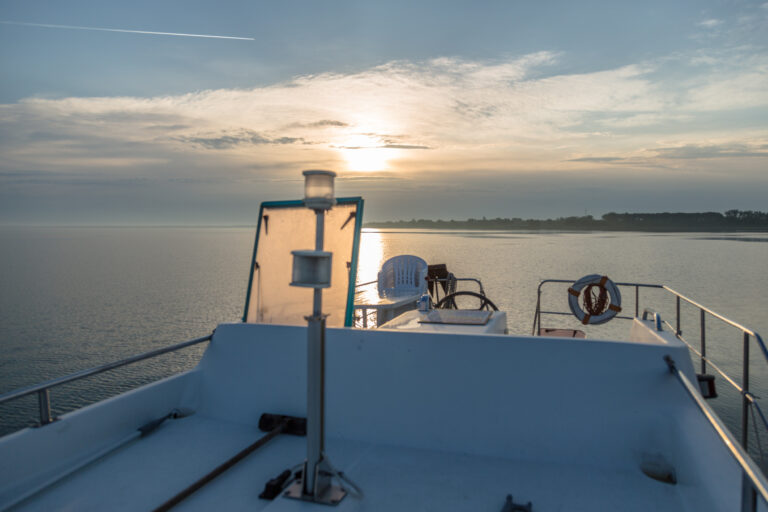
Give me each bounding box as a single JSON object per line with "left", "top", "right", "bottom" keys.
{"left": 338, "top": 134, "right": 394, "bottom": 172}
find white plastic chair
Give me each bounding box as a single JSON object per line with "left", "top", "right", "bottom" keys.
{"left": 377, "top": 255, "right": 428, "bottom": 298}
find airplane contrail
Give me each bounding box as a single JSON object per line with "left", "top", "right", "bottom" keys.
{"left": 0, "top": 21, "right": 255, "bottom": 41}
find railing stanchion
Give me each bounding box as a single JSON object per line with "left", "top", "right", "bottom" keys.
{"left": 701, "top": 310, "right": 707, "bottom": 374}
{"left": 666, "top": 355, "right": 768, "bottom": 510}
{"left": 0, "top": 333, "right": 212, "bottom": 430}
{"left": 536, "top": 278, "right": 768, "bottom": 498}
{"left": 536, "top": 287, "right": 542, "bottom": 335}
{"left": 635, "top": 286, "right": 639, "bottom": 318}
{"left": 743, "top": 473, "right": 757, "bottom": 512}
{"left": 743, "top": 332, "right": 751, "bottom": 449}
{"left": 37, "top": 389, "right": 52, "bottom": 426}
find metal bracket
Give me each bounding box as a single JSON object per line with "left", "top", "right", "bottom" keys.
{"left": 283, "top": 459, "right": 347, "bottom": 506}
{"left": 283, "top": 479, "right": 347, "bottom": 506}
{"left": 501, "top": 494, "right": 532, "bottom": 512}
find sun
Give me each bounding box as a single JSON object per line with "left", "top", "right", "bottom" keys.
{"left": 337, "top": 134, "right": 392, "bottom": 172}
{"left": 344, "top": 148, "right": 390, "bottom": 172}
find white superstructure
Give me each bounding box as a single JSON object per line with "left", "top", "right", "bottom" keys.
{"left": 0, "top": 316, "right": 766, "bottom": 511}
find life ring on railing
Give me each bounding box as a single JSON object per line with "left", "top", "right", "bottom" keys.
{"left": 568, "top": 274, "right": 622, "bottom": 325}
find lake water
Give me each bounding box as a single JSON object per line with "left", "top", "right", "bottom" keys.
{"left": 1, "top": 226, "right": 768, "bottom": 464}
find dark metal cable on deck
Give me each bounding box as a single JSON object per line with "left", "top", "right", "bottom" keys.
{"left": 151, "top": 420, "right": 287, "bottom": 512}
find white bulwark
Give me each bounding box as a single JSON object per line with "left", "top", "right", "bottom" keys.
{"left": 1, "top": 317, "right": 762, "bottom": 511}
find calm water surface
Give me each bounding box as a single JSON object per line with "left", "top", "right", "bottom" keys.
{"left": 1, "top": 226, "right": 767, "bottom": 463}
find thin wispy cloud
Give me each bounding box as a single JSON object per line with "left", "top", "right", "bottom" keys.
{"left": 177, "top": 129, "right": 307, "bottom": 149}
{"left": 0, "top": 21, "right": 255, "bottom": 41}
{"left": 2, "top": 50, "right": 766, "bottom": 174}
{"left": 381, "top": 144, "right": 430, "bottom": 150}
{"left": 698, "top": 19, "right": 722, "bottom": 28}
{"left": 287, "top": 120, "right": 349, "bottom": 129}
{"left": 567, "top": 157, "right": 625, "bottom": 163}
{"left": 1, "top": 46, "right": 767, "bottom": 222}
{"left": 654, "top": 144, "right": 768, "bottom": 159}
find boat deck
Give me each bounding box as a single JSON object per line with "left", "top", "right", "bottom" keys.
{"left": 0, "top": 321, "right": 750, "bottom": 511}
{"left": 15, "top": 414, "right": 692, "bottom": 512}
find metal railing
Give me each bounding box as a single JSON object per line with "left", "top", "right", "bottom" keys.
{"left": 355, "top": 276, "right": 486, "bottom": 303}
{"left": 641, "top": 308, "right": 663, "bottom": 331}
{"left": 427, "top": 277, "right": 485, "bottom": 304}
{"left": 0, "top": 333, "right": 213, "bottom": 427}
{"left": 532, "top": 279, "right": 665, "bottom": 335}
{"left": 533, "top": 279, "right": 768, "bottom": 450}
{"left": 659, "top": 287, "right": 768, "bottom": 451}
{"left": 353, "top": 276, "right": 487, "bottom": 328}
{"left": 354, "top": 307, "right": 378, "bottom": 329}
{"left": 666, "top": 355, "right": 768, "bottom": 512}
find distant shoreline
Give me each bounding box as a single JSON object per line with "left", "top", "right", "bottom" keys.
{"left": 366, "top": 210, "right": 768, "bottom": 232}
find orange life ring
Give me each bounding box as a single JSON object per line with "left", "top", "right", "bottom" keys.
{"left": 567, "top": 274, "right": 622, "bottom": 325}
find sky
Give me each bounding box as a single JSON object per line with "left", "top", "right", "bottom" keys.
{"left": 1, "top": 0, "right": 767, "bottom": 224}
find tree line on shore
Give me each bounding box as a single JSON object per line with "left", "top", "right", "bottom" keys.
{"left": 365, "top": 210, "right": 768, "bottom": 231}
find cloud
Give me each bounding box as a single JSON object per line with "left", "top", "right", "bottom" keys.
{"left": 287, "top": 119, "right": 349, "bottom": 128}
{"left": 1, "top": 49, "right": 767, "bottom": 221}
{"left": 333, "top": 142, "right": 430, "bottom": 150}
{"left": 381, "top": 144, "right": 430, "bottom": 150}
{"left": 567, "top": 157, "right": 625, "bottom": 163}
{"left": 177, "top": 129, "right": 306, "bottom": 149}
{"left": 683, "top": 67, "right": 768, "bottom": 111}
{"left": 698, "top": 19, "right": 722, "bottom": 28}
{"left": 654, "top": 143, "right": 768, "bottom": 159}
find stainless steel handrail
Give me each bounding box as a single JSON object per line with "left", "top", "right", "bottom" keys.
{"left": 357, "top": 277, "right": 486, "bottom": 295}
{"left": 355, "top": 308, "right": 378, "bottom": 329}
{"left": 642, "top": 309, "right": 663, "bottom": 331}
{"left": 533, "top": 278, "right": 767, "bottom": 452}
{"left": 532, "top": 279, "right": 664, "bottom": 335}
{"left": 0, "top": 333, "right": 213, "bottom": 426}
{"left": 664, "top": 285, "right": 763, "bottom": 339}
{"left": 664, "top": 285, "right": 768, "bottom": 360}
{"left": 665, "top": 355, "right": 768, "bottom": 512}
{"left": 354, "top": 275, "right": 487, "bottom": 327}
{"left": 427, "top": 276, "right": 486, "bottom": 304}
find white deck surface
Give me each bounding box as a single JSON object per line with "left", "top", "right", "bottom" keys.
{"left": 15, "top": 415, "right": 689, "bottom": 512}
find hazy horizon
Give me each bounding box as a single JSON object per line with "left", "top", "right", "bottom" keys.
{"left": 2, "top": 208, "right": 766, "bottom": 228}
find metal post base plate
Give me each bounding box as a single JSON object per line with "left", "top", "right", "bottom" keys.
{"left": 284, "top": 480, "right": 347, "bottom": 506}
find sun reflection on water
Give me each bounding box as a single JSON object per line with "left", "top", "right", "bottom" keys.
{"left": 355, "top": 229, "right": 384, "bottom": 304}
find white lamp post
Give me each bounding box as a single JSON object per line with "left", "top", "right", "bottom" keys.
{"left": 286, "top": 170, "right": 347, "bottom": 505}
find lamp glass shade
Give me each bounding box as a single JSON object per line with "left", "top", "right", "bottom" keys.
{"left": 303, "top": 170, "right": 336, "bottom": 209}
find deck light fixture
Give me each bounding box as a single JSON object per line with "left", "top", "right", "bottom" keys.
{"left": 290, "top": 250, "right": 332, "bottom": 289}
{"left": 285, "top": 169, "right": 347, "bottom": 505}
{"left": 302, "top": 170, "right": 336, "bottom": 210}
